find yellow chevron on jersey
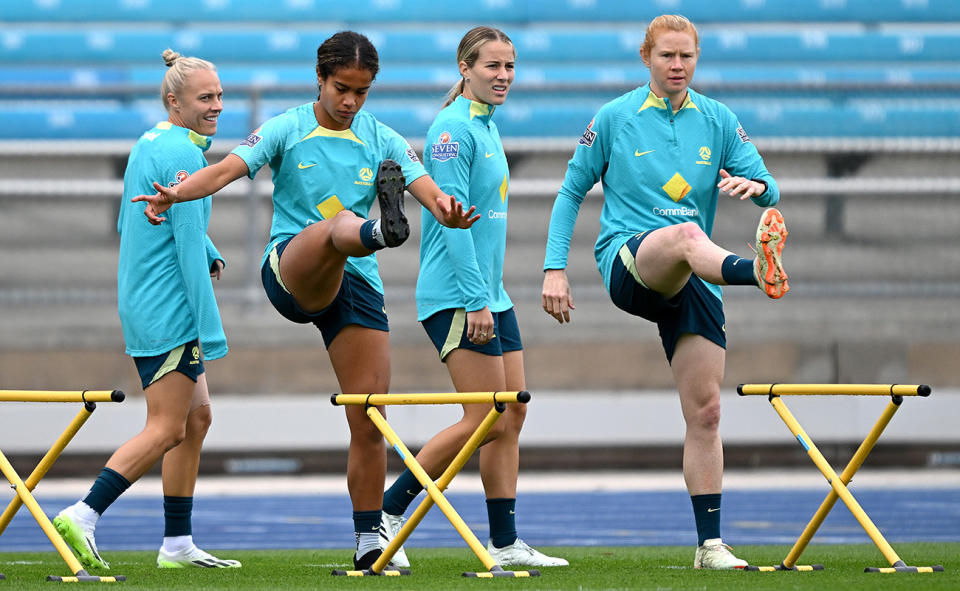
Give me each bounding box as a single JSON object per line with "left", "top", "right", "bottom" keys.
{"left": 662, "top": 172, "right": 692, "bottom": 202}
{"left": 316, "top": 195, "right": 345, "bottom": 219}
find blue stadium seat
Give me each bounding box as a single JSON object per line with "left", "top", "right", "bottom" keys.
{"left": 2, "top": 100, "right": 957, "bottom": 140}
{"left": 3, "top": 0, "right": 960, "bottom": 24}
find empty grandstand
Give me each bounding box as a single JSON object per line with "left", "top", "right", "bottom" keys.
{"left": 2, "top": 0, "right": 960, "bottom": 397}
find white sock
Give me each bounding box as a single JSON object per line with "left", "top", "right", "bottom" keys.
{"left": 71, "top": 501, "right": 100, "bottom": 525}
{"left": 161, "top": 535, "right": 194, "bottom": 554}
{"left": 370, "top": 219, "right": 386, "bottom": 247}
{"left": 356, "top": 531, "right": 379, "bottom": 556}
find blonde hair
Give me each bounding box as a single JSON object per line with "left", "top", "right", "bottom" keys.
{"left": 640, "top": 14, "right": 700, "bottom": 61}
{"left": 443, "top": 26, "right": 515, "bottom": 108}
{"left": 160, "top": 48, "right": 217, "bottom": 112}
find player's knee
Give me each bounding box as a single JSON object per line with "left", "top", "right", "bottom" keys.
{"left": 155, "top": 425, "right": 188, "bottom": 451}
{"left": 676, "top": 222, "right": 708, "bottom": 249}
{"left": 189, "top": 405, "right": 213, "bottom": 436}
{"left": 693, "top": 400, "right": 722, "bottom": 431}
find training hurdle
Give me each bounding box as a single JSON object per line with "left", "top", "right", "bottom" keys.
{"left": 737, "top": 383, "right": 944, "bottom": 574}
{"left": 0, "top": 390, "right": 127, "bottom": 583}
{"left": 330, "top": 391, "right": 539, "bottom": 578}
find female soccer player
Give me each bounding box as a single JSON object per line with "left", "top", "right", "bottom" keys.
{"left": 541, "top": 14, "right": 789, "bottom": 569}
{"left": 377, "top": 26, "right": 567, "bottom": 569}
{"left": 54, "top": 49, "right": 240, "bottom": 570}
{"left": 134, "top": 31, "right": 478, "bottom": 570}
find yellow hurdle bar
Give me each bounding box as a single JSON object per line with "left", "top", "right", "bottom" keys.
{"left": 330, "top": 392, "right": 537, "bottom": 578}
{"left": 737, "top": 383, "right": 930, "bottom": 397}
{"left": 779, "top": 397, "right": 901, "bottom": 570}
{"left": 0, "top": 390, "right": 125, "bottom": 403}
{"left": 332, "top": 391, "right": 529, "bottom": 406}
{"left": 0, "top": 388, "right": 127, "bottom": 582}
{"left": 0, "top": 405, "right": 96, "bottom": 536}
{"left": 738, "top": 383, "right": 943, "bottom": 574}
{"left": 0, "top": 450, "right": 125, "bottom": 582}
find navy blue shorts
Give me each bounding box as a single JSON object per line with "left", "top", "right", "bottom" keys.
{"left": 261, "top": 236, "right": 389, "bottom": 348}
{"left": 133, "top": 338, "right": 204, "bottom": 391}
{"left": 609, "top": 231, "right": 726, "bottom": 362}
{"left": 421, "top": 307, "right": 523, "bottom": 361}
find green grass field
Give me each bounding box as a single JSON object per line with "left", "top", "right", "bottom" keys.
{"left": 0, "top": 544, "right": 956, "bottom": 590}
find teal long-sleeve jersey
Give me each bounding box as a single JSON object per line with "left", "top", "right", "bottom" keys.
{"left": 543, "top": 84, "right": 779, "bottom": 302}
{"left": 231, "top": 103, "right": 427, "bottom": 295}
{"left": 117, "top": 122, "right": 227, "bottom": 359}
{"left": 417, "top": 96, "right": 512, "bottom": 320}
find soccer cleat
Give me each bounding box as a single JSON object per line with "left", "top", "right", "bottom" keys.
{"left": 487, "top": 538, "right": 569, "bottom": 567}
{"left": 378, "top": 512, "right": 410, "bottom": 568}
{"left": 157, "top": 545, "right": 241, "bottom": 568}
{"left": 694, "top": 538, "right": 748, "bottom": 569}
{"left": 53, "top": 508, "right": 109, "bottom": 570}
{"left": 752, "top": 207, "right": 789, "bottom": 299}
{"left": 375, "top": 159, "right": 409, "bottom": 247}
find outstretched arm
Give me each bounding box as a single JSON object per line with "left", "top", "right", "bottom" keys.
{"left": 407, "top": 175, "right": 480, "bottom": 228}
{"left": 132, "top": 153, "right": 250, "bottom": 224}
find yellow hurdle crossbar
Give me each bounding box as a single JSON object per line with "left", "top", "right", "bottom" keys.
{"left": 330, "top": 391, "right": 539, "bottom": 578}
{"left": 737, "top": 383, "right": 943, "bottom": 574}
{"left": 0, "top": 389, "right": 126, "bottom": 583}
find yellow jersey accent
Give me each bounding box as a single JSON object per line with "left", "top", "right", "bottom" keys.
{"left": 635, "top": 149, "right": 655, "bottom": 157}
{"left": 187, "top": 129, "right": 208, "bottom": 147}
{"left": 499, "top": 174, "right": 508, "bottom": 202}
{"left": 300, "top": 126, "right": 365, "bottom": 145}
{"left": 638, "top": 91, "right": 699, "bottom": 113}
{"left": 316, "top": 195, "right": 345, "bottom": 219}
{"left": 469, "top": 100, "right": 493, "bottom": 120}
{"left": 156, "top": 121, "right": 173, "bottom": 130}
{"left": 298, "top": 162, "right": 317, "bottom": 169}
{"left": 662, "top": 172, "right": 692, "bottom": 202}
{"left": 485, "top": 152, "right": 495, "bottom": 158}
{"left": 359, "top": 167, "right": 374, "bottom": 181}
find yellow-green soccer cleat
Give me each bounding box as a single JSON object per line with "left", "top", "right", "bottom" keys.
{"left": 157, "top": 545, "right": 241, "bottom": 568}
{"left": 752, "top": 207, "right": 789, "bottom": 299}
{"left": 53, "top": 509, "right": 109, "bottom": 570}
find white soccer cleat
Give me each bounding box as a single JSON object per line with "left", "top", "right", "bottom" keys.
{"left": 378, "top": 512, "right": 410, "bottom": 568}
{"left": 487, "top": 538, "right": 569, "bottom": 567}
{"left": 694, "top": 538, "right": 748, "bottom": 569}
{"left": 157, "top": 545, "right": 241, "bottom": 568}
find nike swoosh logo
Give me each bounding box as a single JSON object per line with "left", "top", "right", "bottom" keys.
{"left": 298, "top": 162, "right": 317, "bottom": 169}
{"left": 635, "top": 150, "right": 655, "bottom": 157}
{"left": 485, "top": 152, "right": 495, "bottom": 158}
{"left": 707, "top": 507, "right": 720, "bottom": 512}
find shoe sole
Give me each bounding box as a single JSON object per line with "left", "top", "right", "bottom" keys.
{"left": 157, "top": 558, "right": 242, "bottom": 568}
{"left": 375, "top": 159, "right": 408, "bottom": 247}
{"left": 53, "top": 515, "right": 109, "bottom": 570}
{"left": 755, "top": 207, "right": 789, "bottom": 299}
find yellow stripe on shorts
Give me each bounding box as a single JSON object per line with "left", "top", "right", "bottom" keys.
{"left": 440, "top": 308, "right": 467, "bottom": 360}
{"left": 151, "top": 344, "right": 185, "bottom": 385}
{"left": 618, "top": 242, "right": 648, "bottom": 288}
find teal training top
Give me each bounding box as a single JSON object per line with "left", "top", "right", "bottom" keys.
{"left": 231, "top": 103, "right": 427, "bottom": 294}
{"left": 543, "top": 84, "right": 779, "bottom": 302}
{"left": 417, "top": 96, "right": 513, "bottom": 320}
{"left": 117, "top": 121, "right": 227, "bottom": 359}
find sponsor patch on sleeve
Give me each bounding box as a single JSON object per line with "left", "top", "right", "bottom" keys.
{"left": 168, "top": 170, "right": 189, "bottom": 188}
{"left": 578, "top": 119, "right": 597, "bottom": 147}
{"left": 430, "top": 131, "right": 459, "bottom": 162}
{"left": 405, "top": 147, "right": 421, "bottom": 164}
{"left": 736, "top": 123, "right": 750, "bottom": 144}
{"left": 240, "top": 132, "right": 262, "bottom": 148}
